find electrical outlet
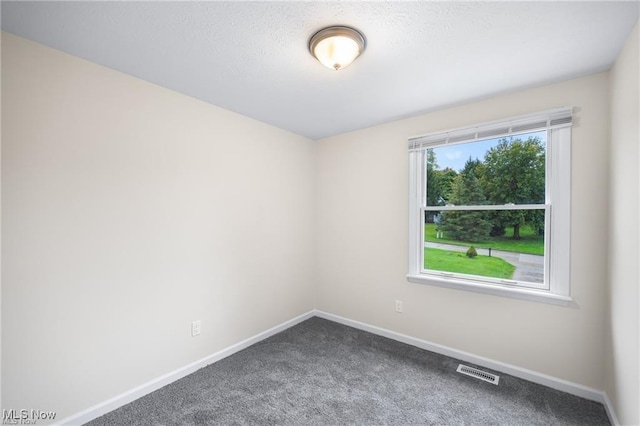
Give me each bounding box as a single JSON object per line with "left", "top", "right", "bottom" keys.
{"left": 191, "top": 320, "right": 201, "bottom": 337}
{"left": 395, "top": 300, "right": 403, "bottom": 313}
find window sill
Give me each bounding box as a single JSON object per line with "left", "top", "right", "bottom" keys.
{"left": 406, "top": 274, "right": 572, "bottom": 306}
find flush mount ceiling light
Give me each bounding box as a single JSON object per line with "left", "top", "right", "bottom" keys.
{"left": 309, "top": 26, "right": 366, "bottom": 71}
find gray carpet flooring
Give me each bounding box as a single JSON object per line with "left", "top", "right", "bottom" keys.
{"left": 88, "top": 317, "right": 609, "bottom": 425}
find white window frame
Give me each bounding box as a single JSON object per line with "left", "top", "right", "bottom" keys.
{"left": 407, "top": 108, "right": 572, "bottom": 306}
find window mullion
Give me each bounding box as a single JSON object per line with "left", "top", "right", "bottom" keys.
{"left": 424, "top": 204, "right": 547, "bottom": 211}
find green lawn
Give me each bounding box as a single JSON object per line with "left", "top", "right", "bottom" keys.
{"left": 424, "top": 248, "right": 516, "bottom": 279}
{"left": 424, "top": 223, "right": 544, "bottom": 255}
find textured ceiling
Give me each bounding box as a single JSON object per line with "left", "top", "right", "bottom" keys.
{"left": 2, "top": 1, "right": 638, "bottom": 140}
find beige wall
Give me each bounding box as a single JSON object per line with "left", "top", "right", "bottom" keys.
{"left": 316, "top": 73, "right": 610, "bottom": 390}
{"left": 1, "top": 33, "right": 315, "bottom": 419}
{"left": 606, "top": 22, "right": 639, "bottom": 426}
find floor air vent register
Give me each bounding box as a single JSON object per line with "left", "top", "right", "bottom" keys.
{"left": 456, "top": 364, "right": 500, "bottom": 385}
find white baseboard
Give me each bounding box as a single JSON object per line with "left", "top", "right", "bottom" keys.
{"left": 602, "top": 392, "right": 620, "bottom": 426}
{"left": 314, "top": 311, "right": 614, "bottom": 412}
{"left": 56, "top": 310, "right": 315, "bottom": 426}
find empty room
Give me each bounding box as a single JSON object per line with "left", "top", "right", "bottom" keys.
{"left": 1, "top": 1, "right": 638, "bottom": 425}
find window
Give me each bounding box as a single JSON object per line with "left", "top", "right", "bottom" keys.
{"left": 407, "top": 108, "right": 572, "bottom": 305}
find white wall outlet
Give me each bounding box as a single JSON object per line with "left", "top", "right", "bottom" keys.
{"left": 191, "top": 320, "right": 201, "bottom": 337}
{"left": 395, "top": 300, "right": 403, "bottom": 313}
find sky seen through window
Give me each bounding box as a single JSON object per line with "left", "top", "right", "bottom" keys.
{"left": 432, "top": 130, "right": 547, "bottom": 172}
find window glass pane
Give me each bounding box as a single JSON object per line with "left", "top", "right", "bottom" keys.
{"left": 425, "top": 131, "right": 546, "bottom": 206}
{"left": 424, "top": 210, "right": 545, "bottom": 284}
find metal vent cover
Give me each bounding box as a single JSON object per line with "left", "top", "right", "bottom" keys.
{"left": 456, "top": 364, "right": 500, "bottom": 385}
